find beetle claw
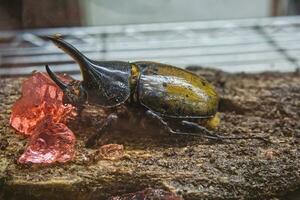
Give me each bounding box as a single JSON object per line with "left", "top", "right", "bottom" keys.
{"left": 180, "top": 120, "right": 272, "bottom": 144}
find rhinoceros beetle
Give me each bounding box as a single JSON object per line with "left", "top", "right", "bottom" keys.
{"left": 45, "top": 36, "right": 269, "bottom": 147}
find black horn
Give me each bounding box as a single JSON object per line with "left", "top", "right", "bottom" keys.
{"left": 46, "top": 35, "right": 91, "bottom": 81}
{"left": 45, "top": 65, "right": 67, "bottom": 90}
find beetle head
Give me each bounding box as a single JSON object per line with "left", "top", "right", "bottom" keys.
{"left": 46, "top": 35, "right": 132, "bottom": 107}
{"left": 46, "top": 65, "right": 87, "bottom": 106}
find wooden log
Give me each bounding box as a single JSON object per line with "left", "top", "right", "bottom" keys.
{"left": 0, "top": 69, "right": 299, "bottom": 200}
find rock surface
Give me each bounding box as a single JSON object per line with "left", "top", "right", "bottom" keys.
{"left": 0, "top": 69, "right": 299, "bottom": 200}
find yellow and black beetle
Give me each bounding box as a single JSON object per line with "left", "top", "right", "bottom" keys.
{"left": 45, "top": 36, "right": 269, "bottom": 147}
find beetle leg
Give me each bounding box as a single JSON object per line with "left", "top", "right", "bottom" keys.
{"left": 145, "top": 110, "right": 222, "bottom": 141}
{"left": 76, "top": 105, "right": 85, "bottom": 120}
{"left": 181, "top": 120, "right": 222, "bottom": 139}
{"left": 181, "top": 120, "right": 271, "bottom": 143}
{"left": 85, "top": 113, "right": 118, "bottom": 148}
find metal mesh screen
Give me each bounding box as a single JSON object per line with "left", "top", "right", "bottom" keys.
{"left": 1, "top": 16, "right": 300, "bottom": 77}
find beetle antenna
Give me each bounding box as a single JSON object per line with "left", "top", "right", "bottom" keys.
{"left": 45, "top": 65, "right": 67, "bottom": 90}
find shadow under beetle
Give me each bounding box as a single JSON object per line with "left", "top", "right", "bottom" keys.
{"left": 45, "top": 35, "right": 269, "bottom": 147}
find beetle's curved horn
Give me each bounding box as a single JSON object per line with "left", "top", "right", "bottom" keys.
{"left": 47, "top": 35, "right": 132, "bottom": 107}
{"left": 46, "top": 35, "right": 91, "bottom": 80}
{"left": 45, "top": 65, "right": 67, "bottom": 90}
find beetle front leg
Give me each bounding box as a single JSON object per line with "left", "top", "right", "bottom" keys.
{"left": 85, "top": 113, "right": 118, "bottom": 148}
{"left": 145, "top": 110, "right": 222, "bottom": 141}
{"left": 76, "top": 105, "right": 85, "bottom": 121}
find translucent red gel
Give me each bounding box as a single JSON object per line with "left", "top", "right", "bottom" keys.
{"left": 10, "top": 72, "right": 76, "bottom": 164}
{"left": 10, "top": 72, "right": 74, "bottom": 136}
{"left": 18, "top": 117, "right": 75, "bottom": 164}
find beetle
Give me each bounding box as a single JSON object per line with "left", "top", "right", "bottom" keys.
{"left": 45, "top": 36, "right": 269, "bottom": 147}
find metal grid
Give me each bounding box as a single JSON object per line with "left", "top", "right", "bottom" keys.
{"left": 1, "top": 16, "right": 300, "bottom": 77}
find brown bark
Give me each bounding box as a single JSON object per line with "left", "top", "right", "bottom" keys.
{"left": 0, "top": 68, "right": 299, "bottom": 199}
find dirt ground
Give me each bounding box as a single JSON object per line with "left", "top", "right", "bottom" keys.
{"left": 0, "top": 68, "right": 299, "bottom": 200}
